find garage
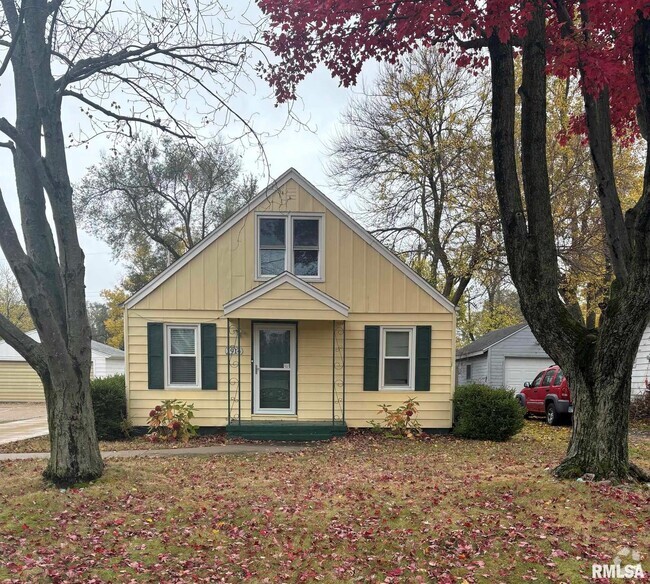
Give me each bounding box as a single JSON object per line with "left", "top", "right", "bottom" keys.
{"left": 0, "top": 331, "right": 125, "bottom": 402}
{"left": 504, "top": 357, "right": 554, "bottom": 390}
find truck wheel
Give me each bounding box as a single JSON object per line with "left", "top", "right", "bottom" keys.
{"left": 546, "top": 402, "right": 559, "bottom": 426}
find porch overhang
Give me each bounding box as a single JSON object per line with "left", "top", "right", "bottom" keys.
{"left": 223, "top": 272, "right": 349, "bottom": 321}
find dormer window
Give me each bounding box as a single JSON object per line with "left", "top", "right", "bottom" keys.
{"left": 256, "top": 213, "right": 323, "bottom": 280}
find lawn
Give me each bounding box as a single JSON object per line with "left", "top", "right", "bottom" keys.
{"left": 0, "top": 422, "right": 648, "bottom": 583}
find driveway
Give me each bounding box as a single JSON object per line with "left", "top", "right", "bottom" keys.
{"left": 0, "top": 402, "right": 48, "bottom": 445}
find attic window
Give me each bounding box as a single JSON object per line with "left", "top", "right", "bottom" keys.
{"left": 256, "top": 214, "right": 323, "bottom": 280}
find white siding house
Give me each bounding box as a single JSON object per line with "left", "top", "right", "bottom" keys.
{"left": 632, "top": 325, "right": 650, "bottom": 396}
{"left": 457, "top": 323, "right": 649, "bottom": 395}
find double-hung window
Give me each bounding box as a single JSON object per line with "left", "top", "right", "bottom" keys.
{"left": 256, "top": 214, "right": 322, "bottom": 279}
{"left": 167, "top": 325, "right": 200, "bottom": 387}
{"left": 380, "top": 327, "right": 415, "bottom": 389}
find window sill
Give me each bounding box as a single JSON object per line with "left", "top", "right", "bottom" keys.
{"left": 379, "top": 387, "right": 415, "bottom": 391}
{"left": 254, "top": 275, "right": 324, "bottom": 283}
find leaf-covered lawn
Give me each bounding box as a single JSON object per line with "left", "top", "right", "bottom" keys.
{"left": 0, "top": 433, "right": 233, "bottom": 454}
{"left": 0, "top": 422, "right": 648, "bottom": 583}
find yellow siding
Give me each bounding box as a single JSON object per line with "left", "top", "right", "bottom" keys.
{"left": 131, "top": 179, "right": 447, "bottom": 315}
{"left": 126, "top": 310, "right": 454, "bottom": 428}
{"left": 126, "top": 177, "right": 455, "bottom": 429}
{"left": 0, "top": 361, "right": 45, "bottom": 402}
{"left": 225, "top": 282, "right": 346, "bottom": 321}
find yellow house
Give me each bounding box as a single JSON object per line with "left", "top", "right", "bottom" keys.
{"left": 124, "top": 169, "right": 456, "bottom": 440}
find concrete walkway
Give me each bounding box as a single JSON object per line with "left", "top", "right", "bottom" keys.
{"left": 0, "top": 403, "right": 48, "bottom": 445}
{"left": 0, "top": 443, "right": 308, "bottom": 461}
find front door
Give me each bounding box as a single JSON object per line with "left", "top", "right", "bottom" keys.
{"left": 253, "top": 324, "right": 296, "bottom": 414}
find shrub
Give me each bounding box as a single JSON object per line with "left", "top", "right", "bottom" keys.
{"left": 369, "top": 397, "right": 422, "bottom": 438}
{"left": 90, "top": 374, "right": 128, "bottom": 440}
{"left": 147, "top": 399, "right": 198, "bottom": 443}
{"left": 453, "top": 383, "right": 524, "bottom": 441}
{"left": 630, "top": 389, "right": 650, "bottom": 422}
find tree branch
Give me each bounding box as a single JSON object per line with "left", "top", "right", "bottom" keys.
{"left": 0, "top": 312, "right": 46, "bottom": 374}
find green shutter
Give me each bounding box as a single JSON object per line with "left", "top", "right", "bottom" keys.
{"left": 201, "top": 323, "right": 217, "bottom": 390}
{"left": 415, "top": 325, "right": 432, "bottom": 391}
{"left": 147, "top": 323, "right": 164, "bottom": 389}
{"left": 363, "top": 325, "right": 380, "bottom": 391}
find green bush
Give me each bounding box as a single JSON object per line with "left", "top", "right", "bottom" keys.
{"left": 90, "top": 374, "right": 128, "bottom": 440}
{"left": 453, "top": 383, "right": 524, "bottom": 441}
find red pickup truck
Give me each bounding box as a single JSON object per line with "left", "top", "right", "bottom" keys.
{"left": 516, "top": 365, "right": 573, "bottom": 425}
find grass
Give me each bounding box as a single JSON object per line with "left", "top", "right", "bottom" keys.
{"left": 0, "top": 421, "right": 648, "bottom": 583}
{"left": 0, "top": 433, "right": 233, "bottom": 454}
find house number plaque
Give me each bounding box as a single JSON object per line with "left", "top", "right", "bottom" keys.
{"left": 226, "top": 346, "right": 243, "bottom": 355}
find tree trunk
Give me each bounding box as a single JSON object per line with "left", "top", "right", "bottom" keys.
{"left": 555, "top": 369, "right": 630, "bottom": 479}
{"left": 42, "top": 359, "right": 103, "bottom": 485}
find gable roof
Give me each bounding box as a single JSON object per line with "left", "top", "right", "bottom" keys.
{"left": 223, "top": 271, "right": 349, "bottom": 320}
{"left": 124, "top": 168, "right": 455, "bottom": 313}
{"left": 91, "top": 340, "right": 125, "bottom": 359}
{"left": 456, "top": 323, "right": 528, "bottom": 359}
{"left": 0, "top": 331, "right": 124, "bottom": 361}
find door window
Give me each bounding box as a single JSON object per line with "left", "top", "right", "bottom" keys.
{"left": 531, "top": 371, "right": 544, "bottom": 388}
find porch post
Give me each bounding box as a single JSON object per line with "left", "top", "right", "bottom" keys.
{"left": 332, "top": 319, "right": 335, "bottom": 426}
{"left": 238, "top": 318, "right": 241, "bottom": 425}
{"left": 342, "top": 320, "right": 346, "bottom": 423}
{"left": 227, "top": 318, "right": 231, "bottom": 425}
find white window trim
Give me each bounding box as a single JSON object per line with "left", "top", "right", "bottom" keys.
{"left": 165, "top": 324, "right": 201, "bottom": 389}
{"left": 379, "top": 326, "right": 416, "bottom": 391}
{"left": 254, "top": 212, "right": 325, "bottom": 282}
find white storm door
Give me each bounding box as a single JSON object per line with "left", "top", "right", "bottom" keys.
{"left": 253, "top": 324, "right": 296, "bottom": 414}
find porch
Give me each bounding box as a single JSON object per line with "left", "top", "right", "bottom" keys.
{"left": 222, "top": 272, "right": 349, "bottom": 440}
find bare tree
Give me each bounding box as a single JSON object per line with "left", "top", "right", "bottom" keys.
{"left": 0, "top": 0, "right": 266, "bottom": 484}
{"left": 75, "top": 134, "right": 258, "bottom": 263}
{"left": 328, "top": 50, "right": 501, "bottom": 305}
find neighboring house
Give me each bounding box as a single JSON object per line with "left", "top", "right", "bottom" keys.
{"left": 0, "top": 330, "right": 125, "bottom": 402}
{"left": 632, "top": 324, "right": 650, "bottom": 396}
{"left": 456, "top": 324, "right": 553, "bottom": 390}
{"left": 457, "top": 322, "right": 650, "bottom": 395}
{"left": 123, "top": 168, "right": 456, "bottom": 440}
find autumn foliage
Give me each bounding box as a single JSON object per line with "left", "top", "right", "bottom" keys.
{"left": 147, "top": 400, "right": 198, "bottom": 443}
{"left": 259, "top": 0, "right": 645, "bottom": 141}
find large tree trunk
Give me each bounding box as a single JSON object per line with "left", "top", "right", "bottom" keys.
{"left": 43, "top": 362, "right": 103, "bottom": 484}
{"left": 487, "top": 0, "right": 650, "bottom": 481}
{"left": 0, "top": 0, "right": 103, "bottom": 485}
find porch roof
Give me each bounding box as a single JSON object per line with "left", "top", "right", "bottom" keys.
{"left": 223, "top": 272, "right": 349, "bottom": 321}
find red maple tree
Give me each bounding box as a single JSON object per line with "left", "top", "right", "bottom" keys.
{"left": 258, "top": 0, "right": 650, "bottom": 481}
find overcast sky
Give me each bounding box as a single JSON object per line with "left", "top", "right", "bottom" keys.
{"left": 0, "top": 2, "right": 378, "bottom": 304}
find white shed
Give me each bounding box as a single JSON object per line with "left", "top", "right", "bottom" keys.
{"left": 0, "top": 331, "right": 125, "bottom": 402}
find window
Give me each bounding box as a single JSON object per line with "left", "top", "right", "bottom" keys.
{"left": 256, "top": 214, "right": 323, "bottom": 279}
{"left": 553, "top": 369, "right": 565, "bottom": 386}
{"left": 167, "top": 325, "right": 200, "bottom": 387}
{"left": 542, "top": 369, "right": 555, "bottom": 387}
{"left": 531, "top": 371, "right": 544, "bottom": 388}
{"left": 466, "top": 363, "right": 472, "bottom": 380}
{"left": 258, "top": 217, "right": 286, "bottom": 276}
{"left": 380, "top": 327, "right": 415, "bottom": 389}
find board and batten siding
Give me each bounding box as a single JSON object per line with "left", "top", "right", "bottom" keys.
{"left": 131, "top": 180, "right": 449, "bottom": 316}
{"left": 126, "top": 312, "right": 453, "bottom": 428}
{"left": 126, "top": 178, "right": 455, "bottom": 428}
{"left": 456, "top": 354, "right": 489, "bottom": 386}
